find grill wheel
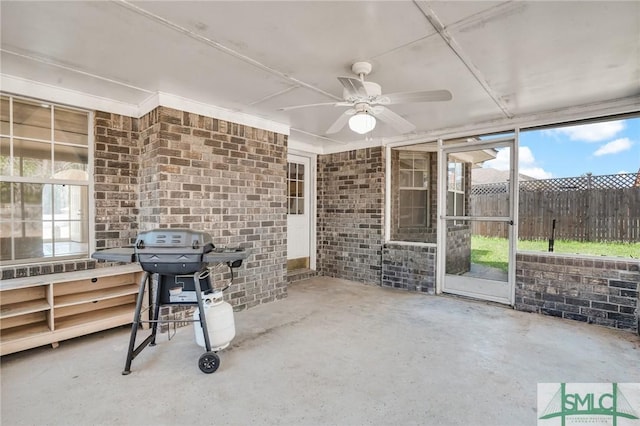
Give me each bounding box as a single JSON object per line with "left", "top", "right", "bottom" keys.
{"left": 198, "top": 351, "right": 220, "bottom": 374}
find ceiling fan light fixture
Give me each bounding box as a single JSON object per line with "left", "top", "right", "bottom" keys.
{"left": 348, "top": 112, "right": 376, "bottom": 134}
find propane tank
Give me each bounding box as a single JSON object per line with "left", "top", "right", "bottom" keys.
{"left": 193, "top": 291, "right": 236, "bottom": 351}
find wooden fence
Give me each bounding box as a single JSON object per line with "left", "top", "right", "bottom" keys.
{"left": 470, "top": 173, "right": 640, "bottom": 242}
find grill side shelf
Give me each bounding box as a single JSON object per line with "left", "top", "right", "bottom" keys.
{"left": 203, "top": 249, "right": 249, "bottom": 264}
{"left": 92, "top": 248, "right": 137, "bottom": 263}
{"left": 92, "top": 247, "right": 249, "bottom": 265}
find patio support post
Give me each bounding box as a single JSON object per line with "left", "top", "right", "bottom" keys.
{"left": 436, "top": 138, "right": 445, "bottom": 295}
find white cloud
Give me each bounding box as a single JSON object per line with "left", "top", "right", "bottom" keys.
{"left": 546, "top": 120, "right": 625, "bottom": 142}
{"left": 483, "top": 146, "right": 552, "bottom": 179}
{"left": 519, "top": 146, "right": 536, "bottom": 164}
{"left": 520, "top": 167, "right": 553, "bottom": 180}
{"left": 483, "top": 148, "right": 510, "bottom": 170}
{"left": 593, "top": 138, "right": 633, "bottom": 156}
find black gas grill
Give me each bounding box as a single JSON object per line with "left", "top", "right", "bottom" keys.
{"left": 93, "top": 228, "right": 249, "bottom": 375}
{"left": 134, "top": 229, "right": 215, "bottom": 275}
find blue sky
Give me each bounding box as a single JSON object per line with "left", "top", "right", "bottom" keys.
{"left": 483, "top": 117, "right": 639, "bottom": 179}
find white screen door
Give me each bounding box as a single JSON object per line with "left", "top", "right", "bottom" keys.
{"left": 287, "top": 154, "right": 311, "bottom": 271}
{"left": 439, "top": 135, "right": 518, "bottom": 305}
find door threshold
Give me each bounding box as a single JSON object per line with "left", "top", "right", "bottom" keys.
{"left": 443, "top": 274, "right": 512, "bottom": 305}
{"left": 441, "top": 291, "right": 514, "bottom": 308}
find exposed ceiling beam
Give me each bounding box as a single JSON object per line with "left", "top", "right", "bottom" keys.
{"left": 413, "top": 0, "right": 513, "bottom": 119}
{"left": 1, "top": 48, "right": 154, "bottom": 95}
{"left": 113, "top": 0, "right": 342, "bottom": 103}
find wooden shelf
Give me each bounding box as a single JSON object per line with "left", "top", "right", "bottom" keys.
{"left": 0, "top": 265, "right": 144, "bottom": 356}
{"left": 53, "top": 273, "right": 139, "bottom": 297}
{"left": 0, "top": 322, "right": 50, "bottom": 344}
{"left": 54, "top": 294, "right": 136, "bottom": 319}
{"left": 55, "top": 304, "right": 136, "bottom": 331}
{"left": 0, "top": 300, "right": 50, "bottom": 319}
{"left": 54, "top": 284, "right": 139, "bottom": 308}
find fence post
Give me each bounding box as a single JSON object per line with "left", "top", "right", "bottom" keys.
{"left": 585, "top": 172, "right": 592, "bottom": 241}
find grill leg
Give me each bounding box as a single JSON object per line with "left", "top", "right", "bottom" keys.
{"left": 149, "top": 277, "right": 162, "bottom": 346}
{"left": 194, "top": 271, "right": 213, "bottom": 352}
{"left": 123, "top": 271, "right": 151, "bottom": 375}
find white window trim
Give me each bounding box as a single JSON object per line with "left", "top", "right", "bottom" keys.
{"left": 398, "top": 152, "right": 431, "bottom": 228}
{"left": 0, "top": 94, "right": 94, "bottom": 265}
{"left": 287, "top": 161, "right": 305, "bottom": 216}
{"left": 447, "top": 161, "right": 465, "bottom": 218}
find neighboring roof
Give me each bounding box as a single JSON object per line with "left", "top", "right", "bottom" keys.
{"left": 449, "top": 148, "right": 498, "bottom": 167}
{"left": 472, "top": 168, "right": 535, "bottom": 185}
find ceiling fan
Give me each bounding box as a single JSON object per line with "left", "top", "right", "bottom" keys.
{"left": 279, "top": 61, "right": 452, "bottom": 135}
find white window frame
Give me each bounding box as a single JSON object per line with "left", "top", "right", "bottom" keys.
{"left": 398, "top": 151, "right": 430, "bottom": 228}
{"left": 287, "top": 161, "right": 305, "bottom": 215}
{"left": 0, "top": 93, "right": 94, "bottom": 265}
{"left": 447, "top": 161, "right": 465, "bottom": 218}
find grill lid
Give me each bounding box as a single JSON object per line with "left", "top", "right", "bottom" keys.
{"left": 135, "top": 229, "right": 214, "bottom": 250}
{"left": 134, "top": 229, "right": 215, "bottom": 274}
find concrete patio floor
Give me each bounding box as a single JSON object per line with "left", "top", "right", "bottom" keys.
{"left": 2, "top": 276, "right": 639, "bottom": 426}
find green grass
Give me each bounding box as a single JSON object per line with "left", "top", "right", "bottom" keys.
{"left": 517, "top": 238, "right": 640, "bottom": 258}
{"left": 471, "top": 236, "right": 640, "bottom": 273}
{"left": 471, "top": 236, "right": 509, "bottom": 272}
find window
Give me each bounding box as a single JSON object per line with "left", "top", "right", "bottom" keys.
{"left": 287, "top": 162, "right": 304, "bottom": 215}
{"left": 512, "top": 116, "right": 640, "bottom": 258}
{"left": 399, "top": 152, "right": 429, "bottom": 227}
{"left": 0, "top": 95, "right": 91, "bottom": 264}
{"left": 447, "top": 161, "right": 465, "bottom": 217}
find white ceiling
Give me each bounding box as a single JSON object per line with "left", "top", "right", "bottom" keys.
{"left": 1, "top": 1, "right": 639, "bottom": 153}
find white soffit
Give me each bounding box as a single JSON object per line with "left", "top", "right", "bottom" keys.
{"left": 1, "top": 75, "right": 290, "bottom": 136}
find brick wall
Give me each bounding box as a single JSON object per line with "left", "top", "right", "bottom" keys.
{"left": 134, "top": 106, "right": 288, "bottom": 310}
{"left": 317, "top": 147, "right": 384, "bottom": 285}
{"left": 0, "top": 259, "right": 96, "bottom": 280}
{"left": 94, "top": 111, "right": 141, "bottom": 250}
{"left": 137, "top": 107, "right": 163, "bottom": 229}
{"left": 445, "top": 225, "right": 471, "bottom": 275}
{"left": 516, "top": 252, "right": 639, "bottom": 333}
{"left": 382, "top": 243, "right": 436, "bottom": 293}
{"left": 2, "top": 106, "right": 288, "bottom": 314}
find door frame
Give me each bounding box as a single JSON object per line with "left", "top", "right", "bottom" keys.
{"left": 436, "top": 132, "right": 519, "bottom": 305}
{"left": 287, "top": 151, "right": 317, "bottom": 271}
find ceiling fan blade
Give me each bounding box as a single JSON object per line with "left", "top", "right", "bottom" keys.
{"left": 326, "top": 110, "right": 354, "bottom": 134}
{"left": 278, "top": 101, "right": 342, "bottom": 111}
{"left": 338, "top": 77, "right": 368, "bottom": 98}
{"left": 373, "top": 106, "right": 416, "bottom": 134}
{"left": 383, "top": 89, "right": 452, "bottom": 105}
